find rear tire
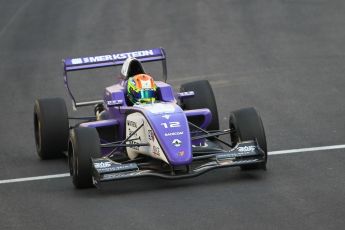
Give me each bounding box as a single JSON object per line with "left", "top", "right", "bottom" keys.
{"left": 34, "top": 98, "right": 69, "bottom": 159}
{"left": 229, "top": 107, "right": 267, "bottom": 170}
{"left": 69, "top": 127, "right": 101, "bottom": 189}
{"left": 180, "top": 80, "right": 219, "bottom": 131}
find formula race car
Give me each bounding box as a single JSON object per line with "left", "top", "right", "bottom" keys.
{"left": 33, "top": 47, "right": 268, "bottom": 189}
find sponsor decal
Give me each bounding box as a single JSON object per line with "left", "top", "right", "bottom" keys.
{"left": 103, "top": 171, "right": 144, "bottom": 180}
{"left": 97, "top": 163, "right": 138, "bottom": 174}
{"left": 238, "top": 146, "right": 256, "bottom": 152}
{"left": 127, "top": 120, "right": 137, "bottom": 128}
{"left": 172, "top": 139, "right": 182, "bottom": 147}
{"left": 192, "top": 142, "right": 209, "bottom": 148}
{"left": 148, "top": 130, "right": 155, "bottom": 141}
{"left": 164, "top": 131, "right": 184, "bottom": 137}
{"left": 152, "top": 146, "right": 160, "bottom": 156}
{"left": 128, "top": 140, "right": 140, "bottom": 150}
{"left": 94, "top": 162, "right": 112, "bottom": 169}
{"left": 71, "top": 58, "right": 83, "bottom": 65}
{"left": 178, "top": 91, "right": 194, "bottom": 97}
{"left": 127, "top": 129, "right": 140, "bottom": 150}
{"left": 162, "top": 114, "right": 170, "bottom": 120}
{"left": 107, "top": 100, "right": 123, "bottom": 106}
{"left": 178, "top": 151, "right": 185, "bottom": 156}
{"left": 112, "top": 164, "right": 136, "bottom": 171}
{"left": 71, "top": 50, "right": 155, "bottom": 65}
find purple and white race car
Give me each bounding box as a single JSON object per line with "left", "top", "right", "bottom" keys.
{"left": 33, "top": 47, "right": 267, "bottom": 189}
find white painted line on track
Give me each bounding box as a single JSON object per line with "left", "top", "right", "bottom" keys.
{"left": 0, "top": 173, "right": 70, "bottom": 184}
{"left": 0, "top": 144, "right": 344, "bottom": 185}
{"left": 268, "top": 144, "right": 345, "bottom": 155}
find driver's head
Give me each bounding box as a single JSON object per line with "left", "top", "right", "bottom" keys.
{"left": 127, "top": 74, "right": 157, "bottom": 104}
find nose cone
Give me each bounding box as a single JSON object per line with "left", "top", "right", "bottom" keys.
{"left": 144, "top": 104, "right": 192, "bottom": 166}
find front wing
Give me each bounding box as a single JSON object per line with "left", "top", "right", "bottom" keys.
{"left": 91, "top": 140, "right": 265, "bottom": 185}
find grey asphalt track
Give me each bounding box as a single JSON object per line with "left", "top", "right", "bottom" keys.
{"left": 1, "top": 0, "right": 345, "bottom": 229}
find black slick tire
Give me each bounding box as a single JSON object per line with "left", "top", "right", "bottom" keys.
{"left": 180, "top": 80, "right": 219, "bottom": 131}
{"left": 68, "top": 127, "right": 101, "bottom": 189}
{"left": 229, "top": 107, "right": 267, "bottom": 170}
{"left": 34, "top": 98, "right": 69, "bottom": 159}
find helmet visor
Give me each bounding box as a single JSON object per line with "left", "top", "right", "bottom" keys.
{"left": 140, "top": 89, "right": 156, "bottom": 99}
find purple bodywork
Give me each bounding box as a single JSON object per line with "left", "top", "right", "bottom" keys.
{"left": 63, "top": 48, "right": 212, "bottom": 166}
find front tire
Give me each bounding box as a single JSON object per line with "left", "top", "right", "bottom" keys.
{"left": 229, "top": 107, "right": 267, "bottom": 170}
{"left": 34, "top": 98, "right": 69, "bottom": 159}
{"left": 69, "top": 127, "right": 101, "bottom": 189}
{"left": 180, "top": 80, "right": 219, "bottom": 131}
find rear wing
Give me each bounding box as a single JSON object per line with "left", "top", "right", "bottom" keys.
{"left": 63, "top": 47, "right": 167, "bottom": 109}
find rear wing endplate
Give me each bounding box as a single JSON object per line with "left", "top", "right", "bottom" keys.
{"left": 62, "top": 47, "right": 167, "bottom": 109}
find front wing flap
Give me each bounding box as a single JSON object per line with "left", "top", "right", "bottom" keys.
{"left": 91, "top": 140, "right": 265, "bottom": 185}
